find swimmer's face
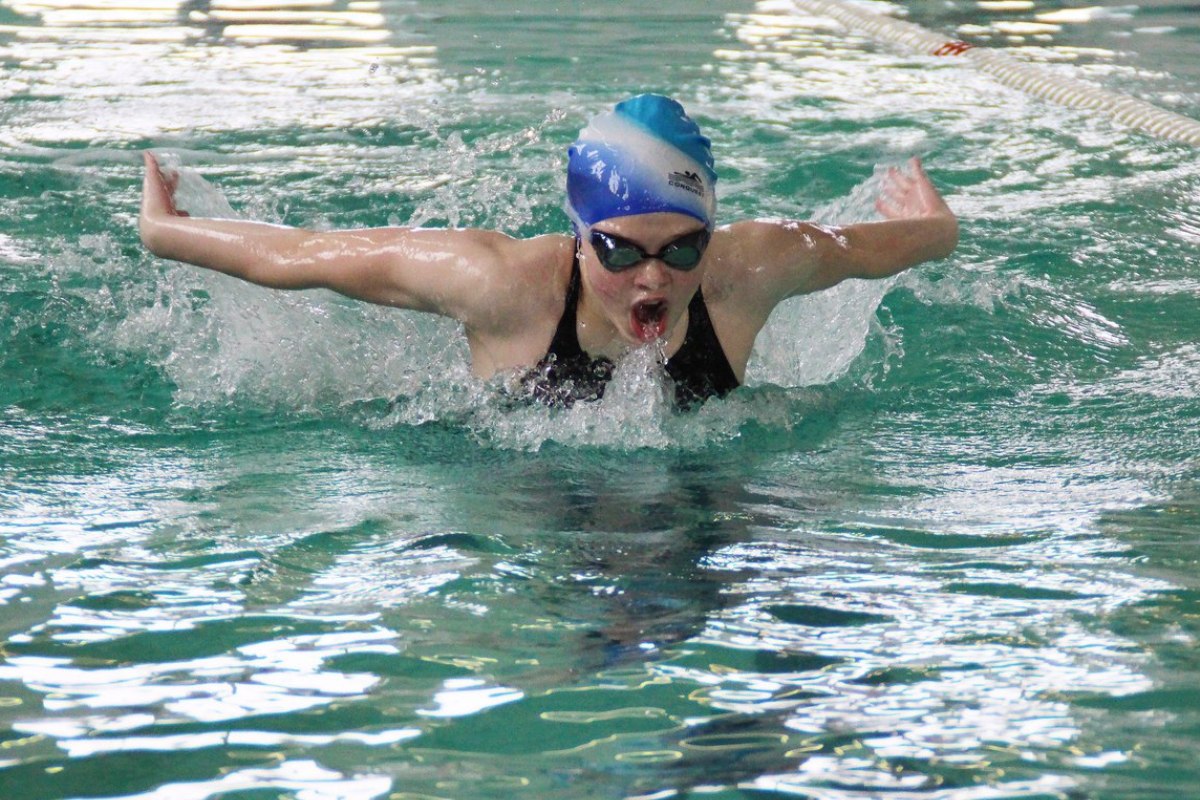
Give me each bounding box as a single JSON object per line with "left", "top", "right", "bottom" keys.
{"left": 578, "top": 212, "right": 710, "bottom": 347}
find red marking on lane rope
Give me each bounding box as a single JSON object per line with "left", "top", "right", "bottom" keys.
{"left": 932, "top": 41, "right": 973, "bottom": 56}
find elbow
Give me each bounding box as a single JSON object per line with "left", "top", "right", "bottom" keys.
{"left": 243, "top": 249, "right": 297, "bottom": 289}
{"left": 252, "top": 245, "right": 321, "bottom": 290}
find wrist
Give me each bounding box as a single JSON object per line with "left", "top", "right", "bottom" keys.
{"left": 139, "top": 213, "right": 176, "bottom": 257}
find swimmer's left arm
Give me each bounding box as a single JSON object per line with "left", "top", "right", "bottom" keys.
{"left": 724, "top": 158, "right": 958, "bottom": 307}
{"left": 802, "top": 158, "right": 958, "bottom": 292}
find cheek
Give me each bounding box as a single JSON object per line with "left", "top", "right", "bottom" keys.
{"left": 582, "top": 260, "right": 629, "bottom": 304}
{"left": 591, "top": 272, "right": 627, "bottom": 302}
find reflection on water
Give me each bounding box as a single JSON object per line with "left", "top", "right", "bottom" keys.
{"left": 2, "top": 0, "right": 397, "bottom": 42}
{"left": 0, "top": 0, "right": 442, "bottom": 142}
{"left": 0, "top": 428, "right": 1180, "bottom": 798}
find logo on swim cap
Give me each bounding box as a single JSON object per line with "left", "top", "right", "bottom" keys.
{"left": 566, "top": 94, "right": 717, "bottom": 230}
{"left": 668, "top": 170, "right": 705, "bottom": 198}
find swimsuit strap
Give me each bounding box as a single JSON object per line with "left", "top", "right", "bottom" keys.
{"left": 524, "top": 248, "right": 614, "bottom": 405}
{"left": 545, "top": 247, "right": 587, "bottom": 360}
{"left": 665, "top": 286, "right": 740, "bottom": 408}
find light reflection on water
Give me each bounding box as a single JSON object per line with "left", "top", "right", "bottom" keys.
{"left": 0, "top": 0, "right": 444, "bottom": 143}
{"left": 0, "top": 437, "right": 1177, "bottom": 797}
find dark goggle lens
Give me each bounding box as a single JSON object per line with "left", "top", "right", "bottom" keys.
{"left": 661, "top": 244, "right": 704, "bottom": 269}
{"left": 590, "top": 230, "right": 709, "bottom": 273}
{"left": 600, "top": 245, "right": 643, "bottom": 269}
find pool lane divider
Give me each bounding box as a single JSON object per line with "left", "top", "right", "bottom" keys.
{"left": 787, "top": 0, "right": 1200, "bottom": 146}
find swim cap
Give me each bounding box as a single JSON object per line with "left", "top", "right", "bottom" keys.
{"left": 566, "top": 94, "right": 717, "bottom": 231}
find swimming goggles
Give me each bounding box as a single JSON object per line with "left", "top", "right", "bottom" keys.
{"left": 589, "top": 228, "right": 711, "bottom": 272}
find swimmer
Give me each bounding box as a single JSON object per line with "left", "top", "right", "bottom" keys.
{"left": 139, "top": 94, "right": 958, "bottom": 408}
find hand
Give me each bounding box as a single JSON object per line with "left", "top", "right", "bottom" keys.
{"left": 140, "top": 151, "right": 188, "bottom": 222}
{"left": 139, "top": 151, "right": 192, "bottom": 255}
{"left": 875, "top": 157, "right": 953, "bottom": 221}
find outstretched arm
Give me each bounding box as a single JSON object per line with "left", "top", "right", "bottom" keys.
{"left": 718, "top": 157, "right": 958, "bottom": 308}
{"left": 836, "top": 156, "right": 959, "bottom": 283}
{"left": 138, "top": 152, "right": 527, "bottom": 323}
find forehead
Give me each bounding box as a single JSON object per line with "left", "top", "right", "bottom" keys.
{"left": 590, "top": 212, "right": 705, "bottom": 242}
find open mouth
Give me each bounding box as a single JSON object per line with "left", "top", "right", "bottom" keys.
{"left": 631, "top": 300, "right": 668, "bottom": 342}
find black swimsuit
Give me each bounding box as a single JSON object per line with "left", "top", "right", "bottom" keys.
{"left": 521, "top": 253, "right": 740, "bottom": 409}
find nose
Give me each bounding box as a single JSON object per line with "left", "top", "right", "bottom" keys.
{"left": 632, "top": 258, "right": 670, "bottom": 290}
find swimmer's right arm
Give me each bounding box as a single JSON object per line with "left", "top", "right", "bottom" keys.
{"left": 138, "top": 152, "right": 524, "bottom": 322}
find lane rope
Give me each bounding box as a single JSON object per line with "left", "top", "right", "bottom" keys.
{"left": 787, "top": 0, "right": 1200, "bottom": 146}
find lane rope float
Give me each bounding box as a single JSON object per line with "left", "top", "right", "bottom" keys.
{"left": 787, "top": 0, "right": 1200, "bottom": 146}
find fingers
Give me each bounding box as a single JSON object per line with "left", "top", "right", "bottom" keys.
{"left": 882, "top": 157, "right": 955, "bottom": 223}
{"left": 141, "top": 152, "right": 160, "bottom": 216}
{"left": 882, "top": 165, "right": 915, "bottom": 192}
{"left": 155, "top": 152, "right": 181, "bottom": 194}
{"left": 876, "top": 161, "right": 929, "bottom": 219}
{"left": 140, "top": 150, "right": 187, "bottom": 218}
{"left": 876, "top": 168, "right": 910, "bottom": 214}
{"left": 875, "top": 195, "right": 902, "bottom": 219}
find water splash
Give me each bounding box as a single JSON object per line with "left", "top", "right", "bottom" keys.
{"left": 112, "top": 156, "right": 467, "bottom": 412}
{"left": 748, "top": 165, "right": 900, "bottom": 388}
{"left": 405, "top": 108, "right": 569, "bottom": 232}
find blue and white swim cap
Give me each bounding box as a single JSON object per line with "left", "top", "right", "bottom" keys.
{"left": 566, "top": 94, "right": 717, "bottom": 231}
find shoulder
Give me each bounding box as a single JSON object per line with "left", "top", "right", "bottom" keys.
{"left": 700, "top": 219, "right": 827, "bottom": 309}
{"left": 496, "top": 232, "right": 574, "bottom": 273}
{"left": 483, "top": 232, "right": 573, "bottom": 298}
{"left": 458, "top": 232, "right": 575, "bottom": 336}
{"left": 707, "top": 219, "right": 832, "bottom": 270}
{"left": 381, "top": 226, "right": 567, "bottom": 267}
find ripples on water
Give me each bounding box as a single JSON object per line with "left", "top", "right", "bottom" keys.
{"left": 3, "top": 1, "right": 1200, "bottom": 798}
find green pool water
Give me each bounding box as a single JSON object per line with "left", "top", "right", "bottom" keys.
{"left": 2, "top": 1, "right": 1200, "bottom": 798}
